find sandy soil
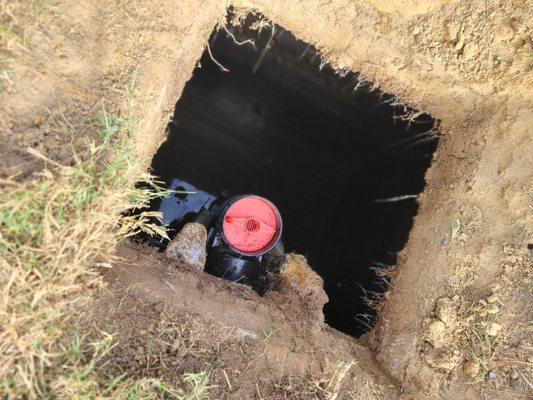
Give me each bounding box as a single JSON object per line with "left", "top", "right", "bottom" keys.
{"left": 1, "top": 0, "right": 531, "bottom": 398}
{"left": 90, "top": 242, "right": 393, "bottom": 399}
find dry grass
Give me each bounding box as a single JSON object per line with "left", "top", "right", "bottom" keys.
{"left": 272, "top": 360, "right": 358, "bottom": 400}
{"left": 0, "top": 3, "right": 215, "bottom": 395}
{"left": 0, "top": 108, "right": 178, "bottom": 398}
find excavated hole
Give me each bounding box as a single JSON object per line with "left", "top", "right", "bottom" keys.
{"left": 147, "top": 16, "right": 439, "bottom": 337}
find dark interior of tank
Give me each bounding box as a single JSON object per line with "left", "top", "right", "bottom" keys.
{"left": 148, "top": 18, "right": 439, "bottom": 337}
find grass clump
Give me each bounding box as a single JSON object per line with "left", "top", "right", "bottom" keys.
{"left": 49, "top": 331, "right": 215, "bottom": 399}
{"left": 0, "top": 108, "right": 169, "bottom": 398}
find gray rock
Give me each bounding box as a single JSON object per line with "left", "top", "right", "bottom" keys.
{"left": 165, "top": 222, "right": 207, "bottom": 270}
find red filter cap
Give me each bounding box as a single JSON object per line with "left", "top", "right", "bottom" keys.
{"left": 222, "top": 196, "right": 282, "bottom": 255}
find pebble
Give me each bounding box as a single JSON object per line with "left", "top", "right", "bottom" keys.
{"left": 485, "top": 322, "right": 502, "bottom": 337}
{"left": 153, "top": 301, "right": 164, "bottom": 313}
{"left": 34, "top": 115, "right": 43, "bottom": 127}
{"left": 454, "top": 38, "right": 465, "bottom": 52}
{"left": 234, "top": 328, "right": 259, "bottom": 341}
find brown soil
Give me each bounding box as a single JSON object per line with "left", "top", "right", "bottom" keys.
{"left": 1, "top": 0, "right": 531, "bottom": 399}
{"left": 91, "top": 242, "right": 392, "bottom": 398}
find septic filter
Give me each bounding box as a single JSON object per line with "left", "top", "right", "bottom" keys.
{"left": 222, "top": 196, "right": 282, "bottom": 256}
{"left": 206, "top": 195, "right": 283, "bottom": 285}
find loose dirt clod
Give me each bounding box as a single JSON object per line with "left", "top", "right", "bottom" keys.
{"left": 424, "top": 347, "right": 462, "bottom": 372}
{"left": 435, "top": 297, "right": 458, "bottom": 326}
{"left": 424, "top": 319, "right": 448, "bottom": 349}
{"left": 281, "top": 254, "right": 328, "bottom": 322}
{"left": 463, "top": 359, "right": 481, "bottom": 379}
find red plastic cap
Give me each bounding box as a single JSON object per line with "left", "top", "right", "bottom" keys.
{"left": 222, "top": 196, "right": 281, "bottom": 255}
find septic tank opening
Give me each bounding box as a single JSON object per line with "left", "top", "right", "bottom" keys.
{"left": 148, "top": 15, "right": 439, "bottom": 337}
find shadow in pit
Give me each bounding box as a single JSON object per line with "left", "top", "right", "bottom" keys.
{"left": 148, "top": 15, "right": 439, "bottom": 337}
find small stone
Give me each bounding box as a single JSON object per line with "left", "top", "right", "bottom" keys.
{"left": 446, "top": 23, "right": 461, "bottom": 43}
{"left": 463, "top": 359, "right": 480, "bottom": 378}
{"left": 34, "top": 115, "right": 43, "bottom": 127}
{"left": 486, "top": 294, "right": 498, "bottom": 303}
{"left": 487, "top": 304, "right": 500, "bottom": 315}
{"left": 485, "top": 322, "right": 502, "bottom": 337}
{"left": 454, "top": 38, "right": 465, "bottom": 53}
{"left": 153, "top": 302, "right": 164, "bottom": 313}
{"left": 165, "top": 222, "right": 207, "bottom": 270}
{"left": 234, "top": 328, "right": 259, "bottom": 341}
{"left": 488, "top": 370, "right": 497, "bottom": 380}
